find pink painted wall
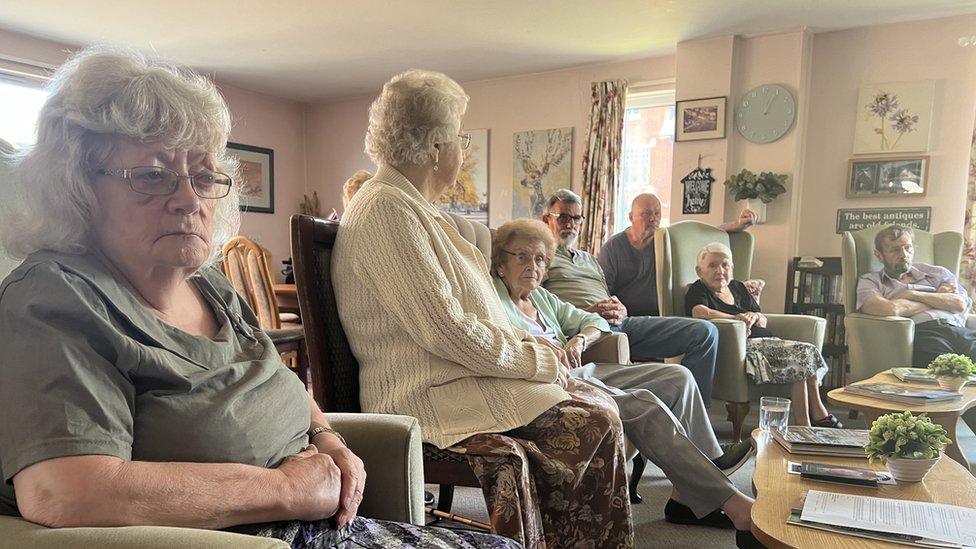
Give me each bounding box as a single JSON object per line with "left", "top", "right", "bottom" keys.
{"left": 798, "top": 14, "right": 976, "bottom": 257}
{"left": 0, "top": 28, "right": 308, "bottom": 279}
{"left": 305, "top": 55, "right": 676, "bottom": 227}
{"left": 219, "top": 84, "right": 307, "bottom": 277}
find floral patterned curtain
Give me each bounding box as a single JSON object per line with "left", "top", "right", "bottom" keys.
{"left": 961, "top": 121, "right": 976, "bottom": 300}
{"left": 579, "top": 80, "right": 627, "bottom": 253}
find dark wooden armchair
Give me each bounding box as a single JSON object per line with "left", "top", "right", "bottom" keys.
{"left": 290, "top": 214, "right": 645, "bottom": 513}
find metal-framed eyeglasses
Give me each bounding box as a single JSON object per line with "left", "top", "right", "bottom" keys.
{"left": 458, "top": 133, "right": 472, "bottom": 151}
{"left": 96, "top": 166, "right": 233, "bottom": 199}
{"left": 546, "top": 213, "right": 586, "bottom": 225}
{"left": 501, "top": 249, "right": 550, "bottom": 268}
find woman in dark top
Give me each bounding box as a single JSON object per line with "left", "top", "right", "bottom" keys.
{"left": 685, "top": 243, "right": 842, "bottom": 428}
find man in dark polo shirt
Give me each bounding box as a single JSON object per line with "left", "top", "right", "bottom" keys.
{"left": 542, "top": 189, "right": 752, "bottom": 403}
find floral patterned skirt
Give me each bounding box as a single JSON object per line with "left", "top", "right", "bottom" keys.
{"left": 745, "top": 337, "right": 828, "bottom": 385}
{"left": 234, "top": 516, "right": 521, "bottom": 548}
{"left": 451, "top": 379, "right": 635, "bottom": 549}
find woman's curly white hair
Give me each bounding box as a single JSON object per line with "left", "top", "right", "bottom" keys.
{"left": 364, "top": 69, "right": 469, "bottom": 167}
{"left": 0, "top": 45, "right": 240, "bottom": 265}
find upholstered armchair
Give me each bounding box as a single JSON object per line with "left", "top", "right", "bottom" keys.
{"left": 656, "top": 221, "right": 826, "bottom": 442}
{"left": 0, "top": 412, "right": 425, "bottom": 548}
{"left": 841, "top": 226, "right": 974, "bottom": 383}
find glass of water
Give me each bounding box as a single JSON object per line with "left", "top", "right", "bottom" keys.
{"left": 759, "top": 397, "right": 791, "bottom": 433}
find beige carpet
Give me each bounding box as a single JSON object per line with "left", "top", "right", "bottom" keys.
{"left": 428, "top": 398, "right": 976, "bottom": 548}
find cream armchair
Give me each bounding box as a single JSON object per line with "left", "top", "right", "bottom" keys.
{"left": 841, "top": 226, "right": 971, "bottom": 383}
{"left": 0, "top": 413, "right": 425, "bottom": 549}
{"left": 656, "top": 221, "right": 826, "bottom": 442}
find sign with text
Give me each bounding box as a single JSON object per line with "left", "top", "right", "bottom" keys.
{"left": 835, "top": 207, "right": 931, "bottom": 234}
{"left": 681, "top": 167, "right": 714, "bottom": 214}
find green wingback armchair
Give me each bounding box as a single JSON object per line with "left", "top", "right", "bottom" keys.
{"left": 841, "top": 225, "right": 972, "bottom": 383}
{"left": 656, "top": 220, "right": 826, "bottom": 442}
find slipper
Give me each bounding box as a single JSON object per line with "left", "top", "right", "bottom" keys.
{"left": 811, "top": 414, "right": 844, "bottom": 429}
{"left": 664, "top": 499, "right": 734, "bottom": 529}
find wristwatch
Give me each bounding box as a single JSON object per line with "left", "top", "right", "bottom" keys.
{"left": 308, "top": 426, "right": 346, "bottom": 447}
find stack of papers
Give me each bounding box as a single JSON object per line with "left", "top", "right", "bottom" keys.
{"left": 892, "top": 368, "right": 976, "bottom": 386}
{"left": 788, "top": 491, "right": 976, "bottom": 548}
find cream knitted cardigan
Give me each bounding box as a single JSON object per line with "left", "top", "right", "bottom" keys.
{"left": 333, "top": 166, "right": 569, "bottom": 449}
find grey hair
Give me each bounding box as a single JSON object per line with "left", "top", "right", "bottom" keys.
{"left": 544, "top": 188, "right": 582, "bottom": 214}
{"left": 0, "top": 45, "right": 240, "bottom": 265}
{"left": 364, "top": 69, "right": 469, "bottom": 167}
{"left": 697, "top": 242, "right": 733, "bottom": 267}
{"left": 874, "top": 224, "right": 914, "bottom": 252}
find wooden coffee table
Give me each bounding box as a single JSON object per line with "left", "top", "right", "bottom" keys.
{"left": 749, "top": 428, "right": 976, "bottom": 548}
{"left": 827, "top": 371, "right": 976, "bottom": 470}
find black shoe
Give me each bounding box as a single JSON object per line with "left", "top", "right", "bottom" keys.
{"left": 812, "top": 414, "right": 844, "bottom": 429}
{"left": 664, "top": 498, "right": 734, "bottom": 529}
{"left": 736, "top": 529, "right": 766, "bottom": 548}
{"left": 712, "top": 441, "right": 754, "bottom": 476}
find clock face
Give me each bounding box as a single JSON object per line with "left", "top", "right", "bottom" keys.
{"left": 736, "top": 84, "right": 796, "bottom": 144}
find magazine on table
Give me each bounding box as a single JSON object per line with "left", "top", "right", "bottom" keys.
{"left": 786, "top": 461, "right": 894, "bottom": 487}
{"left": 843, "top": 383, "right": 963, "bottom": 404}
{"left": 786, "top": 490, "right": 976, "bottom": 548}
{"left": 892, "top": 368, "right": 976, "bottom": 386}
{"left": 771, "top": 426, "right": 869, "bottom": 457}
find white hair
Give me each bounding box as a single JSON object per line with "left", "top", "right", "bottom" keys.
{"left": 364, "top": 69, "right": 469, "bottom": 167}
{"left": 697, "top": 242, "right": 733, "bottom": 267}
{"left": 0, "top": 45, "right": 240, "bottom": 265}
{"left": 544, "top": 188, "right": 582, "bottom": 214}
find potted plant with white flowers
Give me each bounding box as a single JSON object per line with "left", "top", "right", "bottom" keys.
{"left": 927, "top": 353, "right": 976, "bottom": 393}
{"left": 722, "top": 169, "right": 788, "bottom": 224}
{"left": 864, "top": 411, "right": 950, "bottom": 482}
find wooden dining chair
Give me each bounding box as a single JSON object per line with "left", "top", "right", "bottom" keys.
{"left": 221, "top": 236, "right": 305, "bottom": 376}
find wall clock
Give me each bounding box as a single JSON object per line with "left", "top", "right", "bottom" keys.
{"left": 736, "top": 84, "right": 796, "bottom": 144}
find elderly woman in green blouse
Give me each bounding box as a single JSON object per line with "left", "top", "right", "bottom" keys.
{"left": 492, "top": 219, "right": 762, "bottom": 543}
{"left": 0, "top": 47, "right": 514, "bottom": 549}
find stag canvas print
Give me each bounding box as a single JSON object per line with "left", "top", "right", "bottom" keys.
{"left": 438, "top": 129, "right": 489, "bottom": 224}
{"left": 512, "top": 127, "right": 573, "bottom": 219}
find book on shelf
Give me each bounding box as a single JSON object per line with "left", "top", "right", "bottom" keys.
{"left": 843, "top": 383, "right": 963, "bottom": 404}
{"left": 786, "top": 490, "right": 976, "bottom": 548}
{"left": 892, "top": 367, "right": 976, "bottom": 386}
{"left": 771, "top": 426, "right": 869, "bottom": 457}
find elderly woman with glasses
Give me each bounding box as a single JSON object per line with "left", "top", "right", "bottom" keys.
{"left": 333, "top": 70, "right": 634, "bottom": 548}
{"left": 491, "top": 219, "right": 764, "bottom": 543}
{"left": 687, "top": 243, "right": 842, "bottom": 429}
{"left": 0, "top": 48, "right": 516, "bottom": 549}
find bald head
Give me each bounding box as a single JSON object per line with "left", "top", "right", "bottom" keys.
{"left": 629, "top": 193, "right": 662, "bottom": 243}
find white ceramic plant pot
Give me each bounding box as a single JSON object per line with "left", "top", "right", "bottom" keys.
{"left": 937, "top": 376, "right": 967, "bottom": 393}
{"left": 745, "top": 198, "right": 767, "bottom": 224}
{"left": 886, "top": 455, "right": 940, "bottom": 482}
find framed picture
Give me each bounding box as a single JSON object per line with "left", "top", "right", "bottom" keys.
{"left": 226, "top": 142, "right": 275, "bottom": 213}
{"left": 853, "top": 81, "right": 934, "bottom": 154}
{"left": 512, "top": 127, "right": 573, "bottom": 218}
{"left": 439, "top": 128, "right": 489, "bottom": 225}
{"left": 846, "top": 155, "right": 928, "bottom": 198}
{"left": 675, "top": 96, "right": 726, "bottom": 142}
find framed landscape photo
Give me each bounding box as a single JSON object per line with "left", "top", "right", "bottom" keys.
{"left": 227, "top": 142, "right": 275, "bottom": 213}
{"left": 846, "top": 155, "right": 928, "bottom": 198}
{"left": 675, "top": 96, "right": 726, "bottom": 142}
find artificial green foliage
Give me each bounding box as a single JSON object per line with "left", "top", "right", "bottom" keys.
{"left": 723, "top": 169, "right": 788, "bottom": 203}
{"left": 864, "top": 411, "right": 951, "bottom": 462}
{"left": 927, "top": 353, "right": 976, "bottom": 378}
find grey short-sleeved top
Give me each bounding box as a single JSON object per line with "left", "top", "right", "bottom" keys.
{"left": 0, "top": 251, "right": 310, "bottom": 516}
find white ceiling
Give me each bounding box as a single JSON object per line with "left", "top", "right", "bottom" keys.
{"left": 2, "top": 0, "right": 975, "bottom": 103}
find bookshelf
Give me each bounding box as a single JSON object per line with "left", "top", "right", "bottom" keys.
{"left": 784, "top": 257, "right": 847, "bottom": 388}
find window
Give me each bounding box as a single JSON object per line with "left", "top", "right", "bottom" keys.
{"left": 0, "top": 78, "right": 49, "bottom": 149}
{"left": 0, "top": 76, "right": 50, "bottom": 278}
{"left": 614, "top": 90, "right": 675, "bottom": 233}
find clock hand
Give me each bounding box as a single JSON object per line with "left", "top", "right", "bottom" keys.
{"left": 762, "top": 95, "right": 775, "bottom": 115}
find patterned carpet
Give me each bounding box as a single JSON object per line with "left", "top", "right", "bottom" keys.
{"left": 430, "top": 397, "right": 976, "bottom": 548}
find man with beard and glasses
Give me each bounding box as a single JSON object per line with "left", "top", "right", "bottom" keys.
{"left": 857, "top": 224, "right": 974, "bottom": 368}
